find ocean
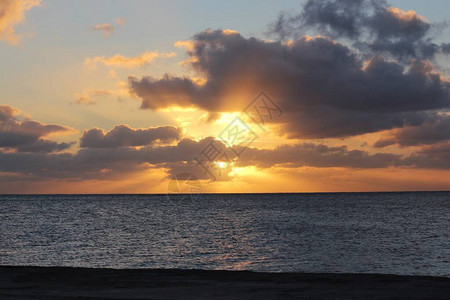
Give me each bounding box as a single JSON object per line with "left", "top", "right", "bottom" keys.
{"left": 1, "top": 192, "right": 449, "bottom": 277}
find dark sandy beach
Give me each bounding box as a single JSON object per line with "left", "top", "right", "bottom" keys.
{"left": 1, "top": 266, "right": 449, "bottom": 299}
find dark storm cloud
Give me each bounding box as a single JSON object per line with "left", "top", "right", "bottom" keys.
{"left": 374, "top": 115, "right": 450, "bottom": 147}
{"left": 441, "top": 43, "right": 450, "bottom": 54}
{"left": 130, "top": 29, "right": 450, "bottom": 138}
{"left": 269, "top": 0, "right": 441, "bottom": 60}
{"left": 80, "top": 124, "right": 182, "bottom": 148}
{"left": 0, "top": 105, "right": 73, "bottom": 153}
{"left": 366, "top": 6, "right": 436, "bottom": 59}
{"left": 280, "top": 108, "right": 436, "bottom": 139}
{"left": 288, "top": 0, "right": 375, "bottom": 39}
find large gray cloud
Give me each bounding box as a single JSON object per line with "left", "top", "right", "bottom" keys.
{"left": 80, "top": 124, "right": 182, "bottom": 148}
{"left": 270, "top": 0, "right": 444, "bottom": 61}
{"left": 129, "top": 28, "right": 450, "bottom": 139}
{"left": 0, "top": 105, "right": 74, "bottom": 153}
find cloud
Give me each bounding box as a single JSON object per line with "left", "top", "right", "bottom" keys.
{"left": 85, "top": 51, "right": 176, "bottom": 69}
{"left": 401, "top": 142, "right": 450, "bottom": 169}
{"left": 72, "top": 89, "right": 114, "bottom": 105}
{"left": 0, "top": 136, "right": 222, "bottom": 180}
{"left": 0, "top": 105, "right": 74, "bottom": 153}
{"left": 269, "top": 0, "right": 440, "bottom": 60}
{"left": 368, "top": 7, "right": 435, "bottom": 60}
{"left": 72, "top": 82, "right": 133, "bottom": 105}
{"left": 441, "top": 42, "right": 450, "bottom": 54}
{"left": 80, "top": 124, "right": 182, "bottom": 148}
{"left": 236, "top": 143, "right": 401, "bottom": 169}
{"left": 115, "top": 17, "right": 125, "bottom": 26}
{"left": 1, "top": 132, "right": 448, "bottom": 184}
{"left": 129, "top": 29, "right": 450, "bottom": 138}
{"left": 200, "top": 112, "right": 221, "bottom": 123}
{"left": 0, "top": 105, "right": 418, "bottom": 182}
{"left": 15, "top": 139, "right": 74, "bottom": 153}
{"left": 130, "top": 74, "right": 200, "bottom": 110}
{"left": 92, "top": 23, "right": 115, "bottom": 37}
{"left": 91, "top": 18, "right": 125, "bottom": 37}
{"left": 0, "top": 104, "right": 20, "bottom": 120}
{"left": 374, "top": 115, "right": 450, "bottom": 147}
{"left": 2, "top": 112, "right": 450, "bottom": 186}
{"left": 0, "top": 0, "right": 41, "bottom": 45}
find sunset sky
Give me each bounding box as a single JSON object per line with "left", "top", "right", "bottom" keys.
{"left": 2, "top": 0, "right": 450, "bottom": 193}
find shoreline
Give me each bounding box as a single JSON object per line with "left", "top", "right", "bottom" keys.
{"left": 1, "top": 266, "right": 449, "bottom": 299}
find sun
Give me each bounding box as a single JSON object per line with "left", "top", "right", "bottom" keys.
{"left": 215, "top": 161, "right": 228, "bottom": 169}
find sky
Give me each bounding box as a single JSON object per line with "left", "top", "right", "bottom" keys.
{"left": 1, "top": 0, "right": 450, "bottom": 193}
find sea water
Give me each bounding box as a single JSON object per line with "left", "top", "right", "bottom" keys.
{"left": 1, "top": 192, "right": 449, "bottom": 276}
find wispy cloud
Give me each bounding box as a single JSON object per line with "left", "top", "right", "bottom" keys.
{"left": 91, "top": 17, "right": 126, "bottom": 37}
{"left": 115, "top": 17, "right": 125, "bottom": 26}
{"left": 72, "top": 89, "right": 114, "bottom": 105}
{"left": 72, "top": 83, "right": 132, "bottom": 105}
{"left": 92, "top": 23, "right": 115, "bottom": 37}
{"left": 84, "top": 51, "right": 176, "bottom": 69}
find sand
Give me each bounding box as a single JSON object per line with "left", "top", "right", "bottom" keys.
{"left": 1, "top": 266, "right": 449, "bottom": 299}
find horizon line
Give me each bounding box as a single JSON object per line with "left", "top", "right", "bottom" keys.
{"left": 1, "top": 190, "right": 450, "bottom": 196}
